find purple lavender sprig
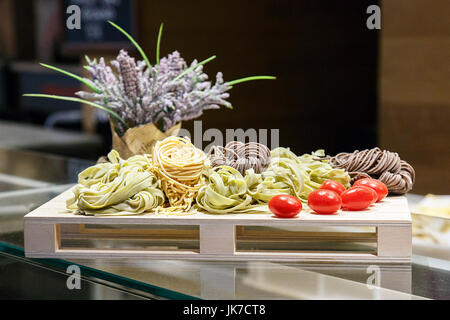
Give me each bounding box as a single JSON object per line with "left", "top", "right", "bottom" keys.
{"left": 76, "top": 48, "right": 234, "bottom": 134}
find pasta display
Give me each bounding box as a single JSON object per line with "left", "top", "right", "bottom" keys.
{"left": 328, "top": 147, "right": 415, "bottom": 194}
{"left": 196, "top": 147, "right": 350, "bottom": 214}
{"left": 152, "top": 136, "right": 207, "bottom": 211}
{"left": 66, "top": 150, "right": 164, "bottom": 216}
{"left": 66, "top": 137, "right": 413, "bottom": 216}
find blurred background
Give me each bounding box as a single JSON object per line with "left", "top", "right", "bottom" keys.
{"left": 0, "top": 0, "right": 448, "bottom": 195}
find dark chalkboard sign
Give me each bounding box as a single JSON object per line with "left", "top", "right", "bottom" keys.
{"left": 62, "top": 0, "right": 136, "bottom": 52}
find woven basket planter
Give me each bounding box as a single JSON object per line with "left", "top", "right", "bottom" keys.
{"left": 111, "top": 121, "right": 182, "bottom": 159}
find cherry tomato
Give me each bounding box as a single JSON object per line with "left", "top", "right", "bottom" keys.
{"left": 319, "top": 180, "right": 346, "bottom": 195}
{"left": 351, "top": 185, "right": 378, "bottom": 204}
{"left": 269, "top": 194, "right": 302, "bottom": 218}
{"left": 353, "top": 178, "right": 388, "bottom": 202}
{"left": 341, "top": 187, "right": 373, "bottom": 211}
{"left": 307, "top": 189, "right": 342, "bottom": 215}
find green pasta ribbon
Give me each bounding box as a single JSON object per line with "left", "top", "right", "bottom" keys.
{"left": 66, "top": 150, "right": 165, "bottom": 216}
{"left": 196, "top": 166, "right": 265, "bottom": 214}
{"left": 248, "top": 148, "right": 305, "bottom": 202}
{"left": 295, "top": 149, "right": 351, "bottom": 200}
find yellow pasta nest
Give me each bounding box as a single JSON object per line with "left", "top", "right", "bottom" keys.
{"left": 152, "top": 136, "right": 207, "bottom": 211}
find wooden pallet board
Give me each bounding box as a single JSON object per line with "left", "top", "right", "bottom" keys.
{"left": 24, "top": 188, "right": 412, "bottom": 263}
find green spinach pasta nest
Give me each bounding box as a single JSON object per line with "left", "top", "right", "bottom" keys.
{"left": 196, "top": 166, "right": 266, "bottom": 214}
{"left": 66, "top": 150, "right": 164, "bottom": 216}
{"left": 294, "top": 149, "right": 351, "bottom": 200}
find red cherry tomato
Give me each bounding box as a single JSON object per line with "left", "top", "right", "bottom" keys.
{"left": 353, "top": 178, "right": 388, "bottom": 202}
{"left": 319, "top": 180, "right": 346, "bottom": 195}
{"left": 341, "top": 187, "right": 373, "bottom": 211}
{"left": 351, "top": 186, "right": 377, "bottom": 204}
{"left": 269, "top": 194, "right": 302, "bottom": 218}
{"left": 307, "top": 189, "right": 342, "bottom": 215}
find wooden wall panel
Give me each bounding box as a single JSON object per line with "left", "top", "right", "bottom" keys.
{"left": 0, "top": 0, "right": 15, "bottom": 56}
{"left": 0, "top": 0, "right": 36, "bottom": 59}
{"left": 137, "top": 0, "right": 379, "bottom": 156}
{"left": 379, "top": 0, "right": 450, "bottom": 194}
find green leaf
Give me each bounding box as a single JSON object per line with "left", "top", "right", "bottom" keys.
{"left": 40, "top": 63, "right": 101, "bottom": 94}
{"left": 173, "top": 55, "right": 216, "bottom": 82}
{"left": 23, "top": 94, "right": 128, "bottom": 128}
{"left": 108, "top": 20, "right": 152, "bottom": 74}
{"left": 227, "top": 76, "right": 276, "bottom": 86}
{"left": 156, "top": 23, "right": 164, "bottom": 65}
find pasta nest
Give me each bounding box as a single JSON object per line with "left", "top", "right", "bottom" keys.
{"left": 152, "top": 136, "right": 207, "bottom": 210}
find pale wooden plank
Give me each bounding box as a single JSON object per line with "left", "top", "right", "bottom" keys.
{"left": 377, "top": 225, "right": 412, "bottom": 258}
{"left": 26, "top": 249, "right": 410, "bottom": 264}
{"left": 24, "top": 188, "right": 411, "bottom": 226}
{"left": 24, "top": 221, "right": 59, "bottom": 255}
{"left": 200, "top": 225, "right": 236, "bottom": 255}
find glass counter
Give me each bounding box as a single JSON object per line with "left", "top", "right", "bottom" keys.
{"left": 0, "top": 148, "right": 448, "bottom": 300}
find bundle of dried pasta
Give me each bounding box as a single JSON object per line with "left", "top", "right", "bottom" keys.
{"left": 248, "top": 147, "right": 349, "bottom": 202}
{"left": 328, "top": 147, "right": 415, "bottom": 194}
{"left": 196, "top": 166, "right": 266, "bottom": 214}
{"left": 208, "top": 141, "right": 271, "bottom": 175}
{"left": 295, "top": 149, "right": 351, "bottom": 201}
{"left": 152, "top": 136, "right": 207, "bottom": 212}
{"left": 66, "top": 150, "right": 164, "bottom": 216}
{"left": 247, "top": 148, "right": 304, "bottom": 203}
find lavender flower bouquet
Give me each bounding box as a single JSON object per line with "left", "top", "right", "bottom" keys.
{"left": 24, "top": 22, "right": 275, "bottom": 157}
